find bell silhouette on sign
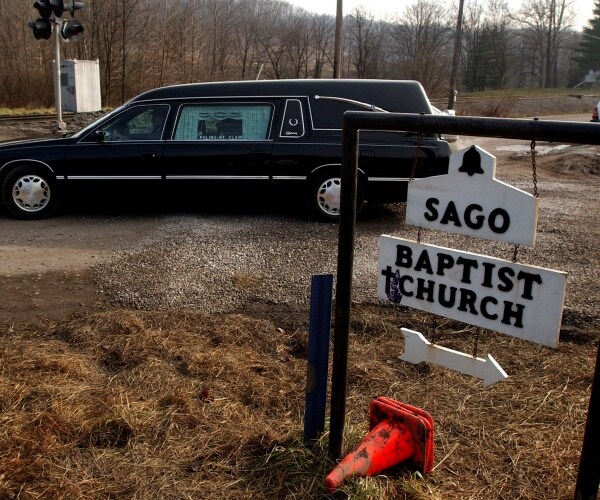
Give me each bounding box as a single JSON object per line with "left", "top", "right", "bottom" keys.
{"left": 458, "top": 146, "right": 484, "bottom": 176}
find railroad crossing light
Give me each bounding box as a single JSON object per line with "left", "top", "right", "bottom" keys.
{"left": 65, "top": 1, "right": 85, "bottom": 16}
{"left": 33, "top": 0, "right": 53, "bottom": 17}
{"left": 28, "top": 18, "right": 52, "bottom": 39}
{"left": 28, "top": 0, "right": 53, "bottom": 40}
{"left": 61, "top": 19, "right": 84, "bottom": 41}
{"left": 50, "top": 0, "right": 85, "bottom": 17}
{"left": 49, "top": 0, "right": 65, "bottom": 17}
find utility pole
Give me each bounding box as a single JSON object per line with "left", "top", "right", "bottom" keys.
{"left": 447, "top": 0, "right": 465, "bottom": 111}
{"left": 333, "top": 0, "right": 343, "bottom": 78}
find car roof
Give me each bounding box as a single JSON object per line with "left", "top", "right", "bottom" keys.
{"left": 129, "top": 79, "right": 434, "bottom": 114}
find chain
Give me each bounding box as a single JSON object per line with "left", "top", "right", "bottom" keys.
{"left": 530, "top": 139, "right": 539, "bottom": 198}
{"left": 515, "top": 131, "right": 539, "bottom": 264}
{"left": 412, "top": 131, "right": 423, "bottom": 242}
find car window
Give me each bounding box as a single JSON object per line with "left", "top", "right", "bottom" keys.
{"left": 89, "top": 104, "right": 169, "bottom": 142}
{"left": 174, "top": 103, "right": 273, "bottom": 141}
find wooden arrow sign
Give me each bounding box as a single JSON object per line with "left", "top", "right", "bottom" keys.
{"left": 400, "top": 328, "right": 508, "bottom": 387}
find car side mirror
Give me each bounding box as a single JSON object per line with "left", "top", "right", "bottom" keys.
{"left": 92, "top": 130, "right": 107, "bottom": 142}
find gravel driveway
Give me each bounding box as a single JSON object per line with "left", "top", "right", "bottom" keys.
{"left": 89, "top": 157, "right": 599, "bottom": 327}
{"left": 1, "top": 117, "right": 599, "bottom": 328}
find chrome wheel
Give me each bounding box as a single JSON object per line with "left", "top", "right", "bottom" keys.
{"left": 12, "top": 174, "right": 51, "bottom": 213}
{"left": 2, "top": 166, "right": 58, "bottom": 219}
{"left": 308, "top": 171, "right": 365, "bottom": 222}
{"left": 316, "top": 177, "right": 341, "bottom": 217}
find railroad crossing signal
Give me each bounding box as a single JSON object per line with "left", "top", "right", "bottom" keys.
{"left": 27, "top": 0, "right": 85, "bottom": 42}
{"left": 26, "top": 0, "right": 86, "bottom": 132}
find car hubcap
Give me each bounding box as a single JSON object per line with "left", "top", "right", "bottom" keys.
{"left": 12, "top": 175, "right": 50, "bottom": 213}
{"left": 317, "top": 177, "right": 341, "bottom": 216}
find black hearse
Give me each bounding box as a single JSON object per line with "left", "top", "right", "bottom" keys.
{"left": 0, "top": 79, "right": 451, "bottom": 220}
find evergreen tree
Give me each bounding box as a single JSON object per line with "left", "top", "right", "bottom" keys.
{"left": 575, "top": 0, "right": 600, "bottom": 76}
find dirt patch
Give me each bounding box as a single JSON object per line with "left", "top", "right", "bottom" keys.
{"left": 0, "top": 270, "right": 103, "bottom": 325}
{"left": 526, "top": 150, "right": 600, "bottom": 177}
{"left": 505, "top": 148, "right": 600, "bottom": 180}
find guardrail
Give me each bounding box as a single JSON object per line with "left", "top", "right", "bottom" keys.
{"left": 329, "top": 112, "right": 600, "bottom": 499}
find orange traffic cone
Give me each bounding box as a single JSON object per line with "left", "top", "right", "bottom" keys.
{"left": 324, "top": 397, "right": 434, "bottom": 493}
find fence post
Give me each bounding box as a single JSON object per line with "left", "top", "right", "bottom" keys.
{"left": 304, "top": 273, "right": 334, "bottom": 443}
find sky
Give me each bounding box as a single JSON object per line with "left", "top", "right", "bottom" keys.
{"left": 285, "top": 0, "right": 597, "bottom": 30}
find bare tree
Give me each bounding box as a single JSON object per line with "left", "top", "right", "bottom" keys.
{"left": 283, "top": 12, "right": 313, "bottom": 78}
{"left": 86, "top": 0, "right": 146, "bottom": 105}
{"left": 347, "top": 7, "right": 383, "bottom": 78}
{"left": 310, "top": 14, "right": 335, "bottom": 78}
{"left": 256, "top": 1, "right": 292, "bottom": 79}
{"left": 0, "top": 0, "right": 55, "bottom": 107}
{"left": 231, "top": 0, "right": 262, "bottom": 79}
{"left": 513, "top": 0, "right": 576, "bottom": 87}
{"left": 389, "top": 0, "right": 453, "bottom": 94}
{"left": 462, "top": 0, "right": 512, "bottom": 90}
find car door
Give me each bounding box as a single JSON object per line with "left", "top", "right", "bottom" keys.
{"left": 163, "top": 101, "right": 276, "bottom": 184}
{"left": 270, "top": 98, "right": 315, "bottom": 181}
{"left": 61, "top": 104, "right": 169, "bottom": 181}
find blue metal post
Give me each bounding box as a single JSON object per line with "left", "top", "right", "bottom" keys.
{"left": 304, "top": 273, "right": 334, "bottom": 443}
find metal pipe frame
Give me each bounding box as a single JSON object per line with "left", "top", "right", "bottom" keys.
{"left": 329, "top": 111, "right": 600, "bottom": 500}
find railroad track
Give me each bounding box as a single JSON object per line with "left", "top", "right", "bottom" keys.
{"left": 0, "top": 113, "right": 75, "bottom": 125}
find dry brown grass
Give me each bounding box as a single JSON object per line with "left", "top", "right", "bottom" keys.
{"left": 454, "top": 94, "right": 598, "bottom": 118}
{"left": 1, "top": 304, "right": 597, "bottom": 499}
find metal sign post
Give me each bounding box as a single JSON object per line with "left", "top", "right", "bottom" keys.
{"left": 53, "top": 18, "right": 66, "bottom": 132}
{"left": 574, "top": 342, "right": 600, "bottom": 499}
{"left": 328, "top": 111, "right": 600, "bottom": 500}
{"left": 328, "top": 124, "right": 359, "bottom": 459}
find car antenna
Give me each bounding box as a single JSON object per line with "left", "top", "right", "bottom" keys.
{"left": 314, "top": 95, "right": 388, "bottom": 113}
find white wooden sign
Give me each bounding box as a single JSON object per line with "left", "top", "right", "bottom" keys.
{"left": 378, "top": 237, "right": 567, "bottom": 348}
{"left": 400, "top": 328, "right": 508, "bottom": 386}
{"left": 406, "top": 145, "right": 539, "bottom": 246}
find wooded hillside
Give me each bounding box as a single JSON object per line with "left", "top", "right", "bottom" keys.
{"left": 0, "top": 0, "right": 596, "bottom": 108}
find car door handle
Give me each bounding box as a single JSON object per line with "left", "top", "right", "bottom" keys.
{"left": 250, "top": 151, "right": 269, "bottom": 159}
{"left": 274, "top": 159, "right": 296, "bottom": 166}
{"left": 142, "top": 151, "right": 157, "bottom": 159}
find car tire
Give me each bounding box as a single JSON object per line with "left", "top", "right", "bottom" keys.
{"left": 307, "top": 171, "right": 365, "bottom": 222}
{"left": 1, "top": 165, "right": 59, "bottom": 220}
